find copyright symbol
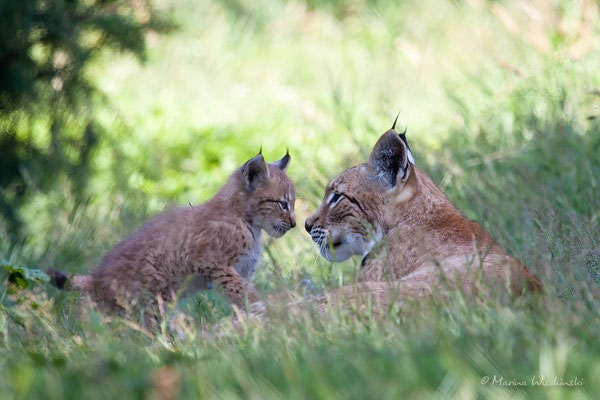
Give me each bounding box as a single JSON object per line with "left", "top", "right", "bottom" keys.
{"left": 481, "top": 376, "right": 489, "bottom": 385}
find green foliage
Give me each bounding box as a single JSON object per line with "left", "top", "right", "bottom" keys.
{"left": 0, "top": 0, "right": 599, "bottom": 398}
{"left": 0, "top": 0, "right": 169, "bottom": 235}
{"left": 1, "top": 262, "right": 49, "bottom": 289}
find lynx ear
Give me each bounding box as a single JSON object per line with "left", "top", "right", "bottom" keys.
{"left": 368, "top": 130, "right": 409, "bottom": 188}
{"left": 391, "top": 112, "right": 415, "bottom": 165}
{"left": 243, "top": 153, "right": 269, "bottom": 191}
{"left": 270, "top": 149, "right": 290, "bottom": 171}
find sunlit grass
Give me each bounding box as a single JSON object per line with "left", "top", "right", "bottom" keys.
{"left": 1, "top": 0, "right": 599, "bottom": 398}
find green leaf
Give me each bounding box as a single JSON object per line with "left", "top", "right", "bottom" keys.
{"left": 1, "top": 263, "right": 50, "bottom": 289}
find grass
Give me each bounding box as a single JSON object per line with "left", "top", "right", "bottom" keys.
{"left": 1, "top": 0, "right": 600, "bottom": 398}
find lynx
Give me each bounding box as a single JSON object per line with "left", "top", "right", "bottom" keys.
{"left": 305, "top": 121, "right": 540, "bottom": 298}
{"left": 49, "top": 151, "right": 296, "bottom": 316}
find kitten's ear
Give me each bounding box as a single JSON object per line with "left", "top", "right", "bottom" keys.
{"left": 270, "top": 149, "right": 290, "bottom": 171}
{"left": 243, "top": 153, "right": 269, "bottom": 191}
{"left": 368, "top": 130, "right": 409, "bottom": 188}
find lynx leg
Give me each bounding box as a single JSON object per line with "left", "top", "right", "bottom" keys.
{"left": 211, "top": 266, "right": 260, "bottom": 307}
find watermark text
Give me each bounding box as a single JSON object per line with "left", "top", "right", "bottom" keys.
{"left": 480, "top": 375, "right": 583, "bottom": 387}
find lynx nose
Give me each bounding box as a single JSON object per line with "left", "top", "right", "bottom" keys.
{"left": 290, "top": 219, "right": 296, "bottom": 228}
{"left": 305, "top": 220, "right": 313, "bottom": 233}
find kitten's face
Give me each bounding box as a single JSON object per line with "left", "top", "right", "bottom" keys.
{"left": 242, "top": 153, "right": 296, "bottom": 237}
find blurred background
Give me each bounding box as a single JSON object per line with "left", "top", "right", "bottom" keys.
{"left": 1, "top": 1, "right": 600, "bottom": 398}
{"left": 1, "top": 0, "right": 599, "bottom": 294}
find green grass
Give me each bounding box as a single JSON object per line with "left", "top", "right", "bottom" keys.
{"left": 1, "top": 0, "right": 600, "bottom": 398}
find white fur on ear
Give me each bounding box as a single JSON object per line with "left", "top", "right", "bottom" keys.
{"left": 406, "top": 148, "right": 415, "bottom": 165}
{"left": 397, "top": 128, "right": 415, "bottom": 165}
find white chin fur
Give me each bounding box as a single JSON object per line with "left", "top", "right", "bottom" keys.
{"left": 319, "top": 233, "right": 365, "bottom": 262}
{"left": 267, "top": 229, "right": 286, "bottom": 238}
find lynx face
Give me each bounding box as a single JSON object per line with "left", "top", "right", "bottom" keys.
{"left": 242, "top": 152, "right": 296, "bottom": 238}
{"left": 305, "top": 130, "right": 412, "bottom": 262}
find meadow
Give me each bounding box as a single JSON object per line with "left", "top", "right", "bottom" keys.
{"left": 1, "top": 0, "right": 599, "bottom": 398}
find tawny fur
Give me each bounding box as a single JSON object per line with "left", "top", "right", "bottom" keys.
{"left": 48, "top": 152, "right": 296, "bottom": 315}
{"left": 305, "top": 129, "right": 541, "bottom": 301}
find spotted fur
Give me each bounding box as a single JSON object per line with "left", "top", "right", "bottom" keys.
{"left": 306, "top": 128, "right": 541, "bottom": 297}
{"left": 48, "top": 152, "right": 296, "bottom": 315}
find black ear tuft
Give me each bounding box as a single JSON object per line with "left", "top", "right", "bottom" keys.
{"left": 368, "top": 131, "right": 409, "bottom": 188}
{"left": 391, "top": 110, "right": 400, "bottom": 131}
{"left": 270, "top": 149, "right": 290, "bottom": 171}
{"left": 243, "top": 153, "right": 269, "bottom": 191}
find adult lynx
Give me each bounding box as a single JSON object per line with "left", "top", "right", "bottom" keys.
{"left": 305, "top": 122, "right": 540, "bottom": 297}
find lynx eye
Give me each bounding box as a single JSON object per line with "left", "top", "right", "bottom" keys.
{"left": 278, "top": 201, "right": 289, "bottom": 211}
{"left": 327, "top": 192, "right": 343, "bottom": 207}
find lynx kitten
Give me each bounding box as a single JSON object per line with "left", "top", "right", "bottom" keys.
{"left": 49, "top": 151, "right": 296, "bottom": 316}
